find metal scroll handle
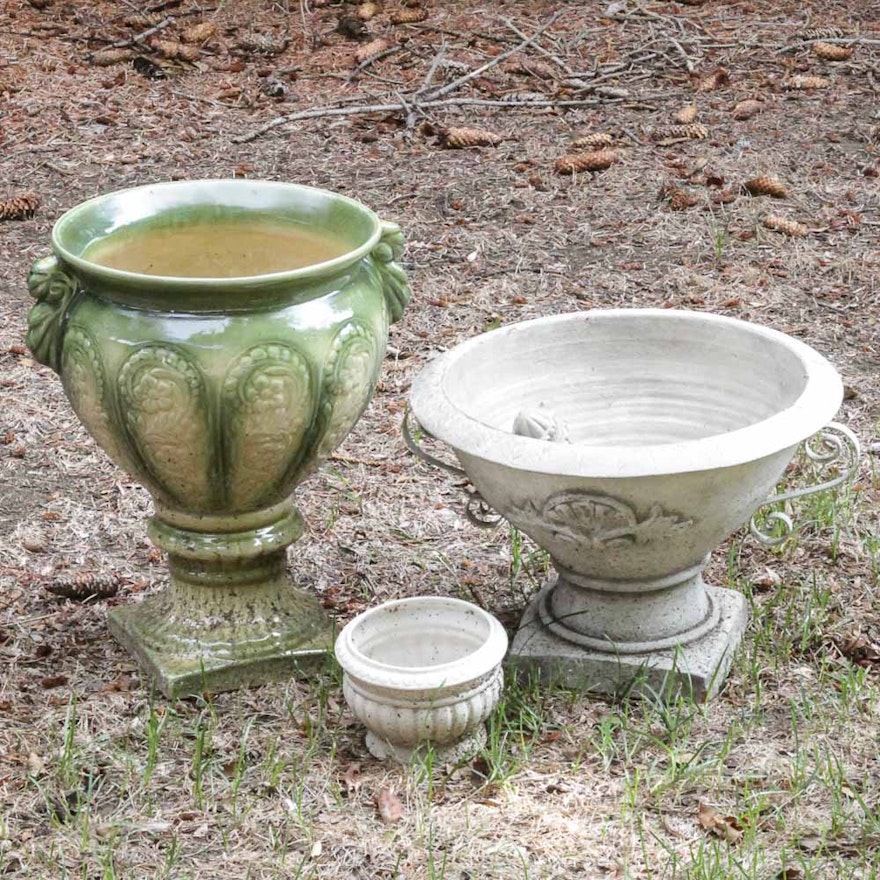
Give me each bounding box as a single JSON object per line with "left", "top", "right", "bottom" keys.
{"left": 749, "top": 422, "right": 862, "bottom": 547}
{"left": 402, "top": 406, "right": 502, "bottom": 528}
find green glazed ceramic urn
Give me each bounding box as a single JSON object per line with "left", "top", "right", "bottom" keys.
{"left": 25, "top": 179, "right": 411, "bottom": 697}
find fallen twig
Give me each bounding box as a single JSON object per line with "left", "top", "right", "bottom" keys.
{"left": 414, "top": 40, "right": 448, "bottom": 96}
{"left": 398, "top": 90, "right": 416, "bottom": 130}
{"left": 503, "top": 17, "right": 574, "bottom": 76}
{"left": 567, "top": 44, "right": 666, "bottom": 78}
{"left": 109, "top": 15, "right": 174, "bottom": 49}
{"left": 422, "top": 11, "right": 565, "bottom": 101}
{"left": 620, "top": 128, "right": 644, "bottom": 146}
{"left": 409, "top": 23, "right": 516, "bottom": 45}
{"left": 348, "top": 44, "right": 403, "bottom": 82}
{"left": 666, "top": 36, "right": 696, "bottom": 72}
{"left": 171, "top": 89, "right": 239, "bottom": 108}
{"left": 565, "top": 69, "right": 653, "bottom": 93}
{"left": 608, "top": 4, "right": 665, "bottom": 24}
{"left": 234, "top": 95, "right": 614, "bottom": 144}
{"left": 776, "top": 38, "right": 880, "bottom": 54}
{"left": 236, "top": 11, "right": 579, "bottom": 144}
{"left": 329, "top": 453, "right": 394, "bottom": 468}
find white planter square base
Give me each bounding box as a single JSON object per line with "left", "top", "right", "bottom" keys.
{"left": 509, "top": 584, "right": 749, "bottom": 701}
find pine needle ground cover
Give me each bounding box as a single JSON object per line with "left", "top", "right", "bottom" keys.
{"left": 1, "top": 1, "right": 878, "bottom": 877}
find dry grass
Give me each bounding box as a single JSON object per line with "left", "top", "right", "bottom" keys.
{"left": 1, "top": 1, "right": 879, "bottom": 877}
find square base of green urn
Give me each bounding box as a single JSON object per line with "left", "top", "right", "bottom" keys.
{"left": 107, "top": 588, "right": 336, "bottom": 699}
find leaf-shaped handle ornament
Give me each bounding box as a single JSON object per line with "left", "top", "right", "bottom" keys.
{"left": 372, "top": 220, "right": 411, "bottom": 324}
{"left": 26, "top": 255, "right": 79, "bottom": 373}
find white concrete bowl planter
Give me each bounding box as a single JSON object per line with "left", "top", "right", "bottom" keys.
{"left": 408, "top": 309, "right": 859, "bottom": 700}
{"left": 334, "top": 597, "right": 508, "bottom": 763}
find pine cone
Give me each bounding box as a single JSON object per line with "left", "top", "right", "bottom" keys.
{"left": 181, "top": 22, "right": 218, "bottom": 43}
{"left": 763, "top": 214, "right": 808, "bottom": 237}
{"left": 799, "top": 27, "right": 846, "bottom": 41}
{"left": 357, "top": 2, "right": 379, "bottom": 21}
{"left": 711, "top": 188, "right": 738, "bottom": 204}
{"left": 571, "top": 132, "right": 614, "bottom": 151}
{"left": 355, "top": 38, "right": 389, "bottom": 66}
{"left": 121, "top": 13, "right": 164, "bottom": 29}
{"left": 512, "top": 58, "right": 557, "bottom": 80}
{"left": 785, "top": 75, "right": 831, "bottom": 90}
{"left": 236, "top": 32, "right": 290, "bottom": 55}
{"left": 45, "top": 573, "right": 121, "bottom": 601}
{"left": 812, "top": 41, "right": 853, "bottom": 61}
{"left": 391, "top": 8, "right": 428, "bottom": 24}
{"left": 150, "top": 38, "right": 201, "bottom": 62}
{"left": 0, "top": 192, "right": 40, "bottom": 221}
{"left": 554, "top": 150, "right": 619, "bottom": 174}
{"left": 440, "top": 127, "right": 503, "bottom": 148}
{"left": 337, "top": 15, "right": 368, "bottom": 39}
{"left": 660, "top": 184, "right": 699, "bottom": 210}
{"left": 90, "top": 48, "right": 136, "bottom": 67}
{"left": 260, "top": 77, "right": 286, "bottom": 98}
{"left": 673, "top": 104, "right": 698, "bottom": 124}
{"left": 743, "top": 176, "right": 788, "bottom": 198}
{"left": 732, "top": 98, "right": 764, "bottom": 120}
{"left": 652, "top": 123, "right": 708, "bottom": 142}
{"left": 698, "top": 67, "right": 729, "bottom": 92}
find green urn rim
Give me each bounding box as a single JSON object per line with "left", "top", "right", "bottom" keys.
{"left": 50, "top": 178, "right": 385, "bottom": 293}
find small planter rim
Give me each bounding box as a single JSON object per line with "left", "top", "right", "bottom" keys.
{"left": 410, "top": 309, "right": 843, "bottom": 479}
{"left": 334, "top": 596, "right": 508, "bottom": 691}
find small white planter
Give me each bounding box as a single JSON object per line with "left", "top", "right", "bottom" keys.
{"left": 334, "top": 597, "right": 508, "bottom": 763}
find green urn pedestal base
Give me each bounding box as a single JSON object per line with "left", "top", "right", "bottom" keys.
{"left": 108, "top": 507, "right": 335, "bottom": 698}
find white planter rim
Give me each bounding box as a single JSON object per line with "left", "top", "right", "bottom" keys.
{"left": 409, "top": 309, "right": 843, "bottom": 479}
{"left": 334, "top": 596, "right": 508, "bottom": 691}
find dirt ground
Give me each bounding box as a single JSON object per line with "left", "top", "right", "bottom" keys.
{"left": 1, "top": 0, "right": 879, "bottom": 878}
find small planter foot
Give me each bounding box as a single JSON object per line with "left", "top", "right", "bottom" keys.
{"left": 509, "top": 583, "right": 749, "bottom": 701}
{"left": 365, "top": 727, "right": 488, "bottom": 765}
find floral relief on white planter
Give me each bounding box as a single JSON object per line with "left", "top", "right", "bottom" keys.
{"left": 334, "top": 597, "right": 508, "bottom": 763}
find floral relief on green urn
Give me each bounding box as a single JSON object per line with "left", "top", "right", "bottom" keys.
{"left": 25, "top": 180, "right": 411, "bottom": 698}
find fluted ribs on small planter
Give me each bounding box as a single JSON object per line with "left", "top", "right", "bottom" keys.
{"left": 343, "top": 667, "right": 502, "bottom": 747}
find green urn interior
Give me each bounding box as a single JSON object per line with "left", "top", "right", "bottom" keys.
{"left": 26, "top": 180, "right": 411, "bottom": 697}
